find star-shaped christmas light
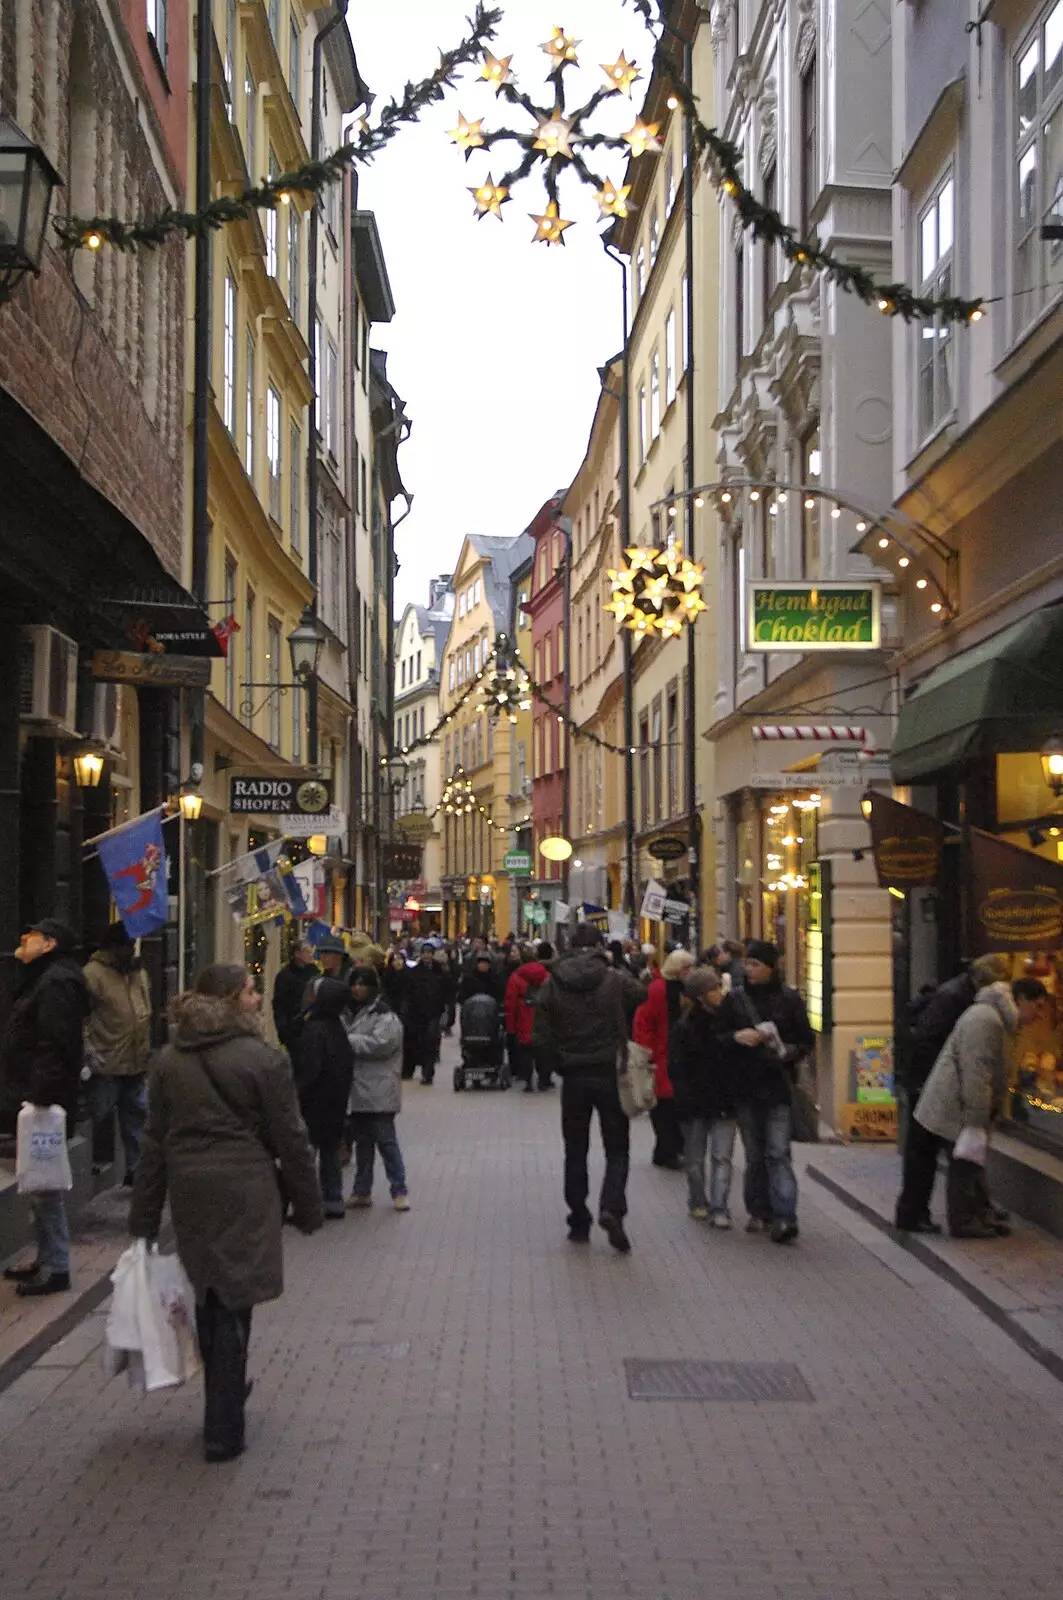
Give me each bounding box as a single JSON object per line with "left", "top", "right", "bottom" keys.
{"left": 623, "top": 119, "right": 663, "bottom": 157}
{"left": 469, "top": 175, "right": 510, "bottom": 218}
{"left": 625, "top": 546, "right": 659, "bottom": 574}
{"left": 677, "top": 558, "right": 706, "bottom": 592}
{"left": 656, "top": 613, "right": 685, "bottom": 639}
{"left": 447, "top": 112, "right": 485, "bottom": 155}
{"left": 530, "top": 201, "right": 573, "bottom": 245}
{"left": 680, "top": 591, "right": 708, "bottom": 620}
{"left": 542, "top": 27, "right": 579, "bottom": 67}
{"left": 605, "top": 566, "right": 634, "bottom": 591}
{"left": 479, "top": 51, "right": 514, "bottom": 93}
{"left": 533, "top": 112, "right": 575, "bottom": 160}
{"left": 642, "top": 573, "right": 671, "bottom": 610}
{"left": 601, "top": 52, "right": 641, "bottom": 96}
{"left": 605, "top": 594, "right": 634, "bottom": 622}
{"left": 595, "top": 179, "right": 633, "bottom": 220}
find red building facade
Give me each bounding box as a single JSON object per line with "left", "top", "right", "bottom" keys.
{"left": 526, "top": 499, "right": 567, "bottom": 913}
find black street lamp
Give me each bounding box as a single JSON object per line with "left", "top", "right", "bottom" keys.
{"left": 1041, "top": 733, "right": 1063, "bottom": 798}
{"left": 0, "top": 116, "right": 62, "bottom": 303}
{"left": 288, "top": 605, "right": 327, "bottom": 683}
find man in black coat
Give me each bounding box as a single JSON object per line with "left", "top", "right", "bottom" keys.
{"left": 401, "top": 947, "right": 448, "bottom": 1085}
{"left": 1, "top": 919, "right": 89, "bottom": 1296}
{"left": 457, "top": 954, "right": 506, "bottom": 1008}
{"left": 271, "top": 939, "right": 320, "bottom": 1057}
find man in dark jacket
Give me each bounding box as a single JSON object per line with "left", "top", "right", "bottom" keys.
{"left": 533, "top": 924, "right": 643, "bottom": 1251}
{"left": 402, "top": 947, "right": 448, "bottom": 1084}
{"left": 271, "top": 940, "right": 319, "bottom": 1057}
{"left": 1, "top": 919, "right": 89, "bottom": 1296}
{"left": 720, "top": 940, "right": 814, "bottom": 1244}
{"left": 458, "top": 954, "right": 506, "bottom": 1007}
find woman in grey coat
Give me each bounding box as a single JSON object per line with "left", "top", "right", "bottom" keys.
{"left": 130, "top": 964, "right": 323, "bottom": 1462}
{"left": 344, "top": 965, "right": 409, "bottom": 1210}
{"left": 896, "top": 978, "right": 1045, "bottom": 1237}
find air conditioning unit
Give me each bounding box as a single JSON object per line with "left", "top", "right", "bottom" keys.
{"left": 80, "top": 680, "right": 122, "bottom": 751}
{"left": 19, "top": 626, "right": 78, "bottom": 734}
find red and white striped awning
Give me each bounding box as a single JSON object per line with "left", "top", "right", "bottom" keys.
{"left": 752, "top": 725, "right": 874, "bottom": 747}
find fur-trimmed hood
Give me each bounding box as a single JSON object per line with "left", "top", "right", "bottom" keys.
{"left": 170, "top": 990, "right": 262, "bottom": 1050}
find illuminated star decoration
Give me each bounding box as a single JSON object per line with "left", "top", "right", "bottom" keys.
{"left": 469, "top": 175, "right": 510, "bottom": 219}
{"left": 601, "top": 52, "right": 641, "bottom": 96}
{"left": 534, "top": 112, "right": 575, "bottom": 161}
{"left": 447, "top": 112, "right": 485, "bottom": 156}
{"left": 606, "top": 549, "right": 708, "bottom": 634}
{"left": 596, "top": 179, "right": 632, "bottom": 220}
{"left": 479, "top": 51, "right": 514, "bottom": 93}
{"left": 530, "top": 201, "right": 573, "bottom": 246}
{"left": 542, "top": 26, "right": 579, "bottom": 67}
{"left": 623, "top": 119, "right": 663, "bottom": 157}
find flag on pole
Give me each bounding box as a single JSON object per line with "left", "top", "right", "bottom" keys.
{"left": 97, "top": 810, "right": 169, "bottom": 937}
{"left": 212, "top": 838, "right": 286, "bottom": 890}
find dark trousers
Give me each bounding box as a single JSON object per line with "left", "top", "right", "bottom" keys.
{"left": 513, "top": 1041, "right": 554, "bottom": 1089}
{"left": 895, "top": 1117, "right": 987, "bottom": 1234}
{"left": 403, "top": 1021, "right": 440, "bottom": 1082}
{"left": 195, "top": 1290, "right": 252, "bottom": 1453}
{"left": 649, "top": 1098, "right": 684, "bottom": 1165}
{"left": 561, "top": 1072, "right": 630, "bottom": 1227}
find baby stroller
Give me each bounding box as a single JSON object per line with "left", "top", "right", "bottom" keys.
{"left": 454, "top": 992, "right": 510, "bottom": 1092}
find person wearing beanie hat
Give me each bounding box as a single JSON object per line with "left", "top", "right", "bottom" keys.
{"left": 714, "top": 940, "right": 814, "bottom": 1244}
{"left": 1, "top": 919, "right": 89, "bottom": 1296}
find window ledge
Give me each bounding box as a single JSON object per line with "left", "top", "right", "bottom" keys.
{"left": 995, "top": 292, "right": 1063, "bottom": 385}
{"left": 903, "top": 415, "right": 957, "bottom": 479}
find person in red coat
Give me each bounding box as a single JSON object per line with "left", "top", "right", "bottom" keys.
{"left": 634, "top": 948, "right": 694, "bottom": 1167}
{"left": 504, "top": 942, "right": 555, "bottom": 1093}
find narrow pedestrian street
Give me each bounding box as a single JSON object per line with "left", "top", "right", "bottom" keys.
{"left": 1, "top": 1036, "right": 1062, "bottom": 1600}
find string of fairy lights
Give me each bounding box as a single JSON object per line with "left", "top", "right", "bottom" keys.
{"left": 54, "top": 2, "right": 984, "bottom": 326}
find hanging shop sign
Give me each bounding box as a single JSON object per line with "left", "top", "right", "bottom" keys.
{"left": 805, "top": 861, "right": 833, "bottom": 1034}
{"left": 395, "top": 811, "right": 436, "bottom": 845}
{"left": 229, "top": 777, "right": 332, "bottom": 816}
{"left": 867, "top": 794, "right": 944, "bottom": 888}
{"left": 751, "top": 770, "right": 864, "bottom": 790}
{"left": 647, "top": 833, "right": 687, "bottom": 862}
{"left": 746, "top": 583, "right": 881, "bottom": 652}
{"left": 504, "top": 851, "right": 532, "bottom": 874}
{"left": 91, "top": 650, "right": 212, "bottom": 688}
{"left": 663, "top": 897, "right": 690, "bottom": 924}
{"left": 967, "top": 829, "right": 1063, "bottom": 954}
{"left": 282, "top": 808, "right": 347, "bottom": 840}
{"left": 640, "top": 879, "right": 667, "bottom": 922}
{"left": 384, "top": 842, "right": 424, "bottom": 880}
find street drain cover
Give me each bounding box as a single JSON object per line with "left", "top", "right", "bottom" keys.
{"left": 624, "top": 1359, "right": 813, "bottom": 1402}
{"left": 336, "top": 1340, "right": 410, "bottom": 1358}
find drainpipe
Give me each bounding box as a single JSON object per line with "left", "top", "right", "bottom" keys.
{"left": 682, "top": 35, "right": 699, "bottom": 954}
{"left": 307, "top": 0, "right": 348, "bottom": 768}
{"left": 603, "top": 239, "right": 636, "bottom": 936}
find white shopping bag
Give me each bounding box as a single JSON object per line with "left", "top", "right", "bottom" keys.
{"left": 16, "top": 1103, "right": 73, "bottom": 1193}
{"left": 953, "top": 1126, "right": 989, "bottom": 1165}
{"left": 104, "top": 1240, "right": 201, "bottom": 1391}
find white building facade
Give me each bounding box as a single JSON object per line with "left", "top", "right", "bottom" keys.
{"left": 392, "top": 578, "right": 454, "bottom": 932}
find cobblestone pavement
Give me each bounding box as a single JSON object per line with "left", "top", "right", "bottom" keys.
{"left": 2, "top": 1036, "right": 1063, "bottom": 1600}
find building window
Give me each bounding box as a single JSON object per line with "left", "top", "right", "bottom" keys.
{"left": 577, "top": 613, "right": 584, "bottom": 683}
{"left": 652, "top": 698, "right": 663, "bottom": 822}
{"left": 534, "top": 643, "right": 542, "bottom": 684}
{"left": 638, "top": 383, "right": 647, "bottom": 463}
{"left": 1015, "top": 4, "right": 1063, "bottom": 334}
{"left": 292, "top": 680, "right": 302, "bottom": 763}
{"left": 268, "top": 0, "right": 280, "bottom": 41}
{"left": 650, "top": 350, "right": 661, "bottom": 438}
{"left": 635, "top": 243, "right": 646, "bottom": 300}
{"left": 648, "top": 207, "right": 659, "bottom": 265}
{"left": 801, "top": 427, "right": 821, "bottom": 577}
{"left": 224, "top": 555, "right": 237, "bottom": 713}
{"left": 762, "top": 161, "right": 778, "bottom": 310}
{"left": 473, "top": 579, "right": 481, "bottom": 605}
{"left": 420, "top": 705, "right": 425, "bottom": 738}
{"left": 224, "top": 0, "right": 236, "bottom": 116}
{"left": 681, "top": 272, "right": 690, "bottom": 368}
{"left": 287, "top": 208, "right": 300, "bottom": 325}
{"left": 244, "top": 332, "right": 255, "bottom": 479}
{"left": 360, "top": 457, "right": 367, "bottom": 518}
{"left": 265, "top": 152, "right": 279, "bottom": 276}
{"left": 458, "top": 589, "right": 466, "bottom": 619}
{"left": 537, "top": 546, "right": 547, "bottom": 590}
{"left": 244, "top": 65, "right": 256, "bottom": 179}
{"left": 266, "top": 384, "right": 281, "bottom": 522}
{"left": 544, "top": 633, "right": 552, "bottom": 683}
{"left": 557, "top": 622, "right": 565, "bottom": 674}
{"left": 639, "top": 713, "right": 650, "bottom": 829}
{"left": 326, "top": 339, "right": 339, "bottom": 456}
{"left": 665, "top": 149, "right": 676, "bottom": 212}
{"left": 666, "top": 688, "right": 679, "bottom": 818}
{"left": 800, "top": 53, "right": 818, "bottom": 235}
{"left": 146, "top": 0, "right": 167, "bottom": 68}
{"left": 449, "top": 659, "right": 456, "bottom": 690}
{"left": 917, "top": 173, "right": 955, "bottom": 440}
{"left": 313, "top": 318, "right": 322, "bottom": 435}
{"left": 267, "top": 616, "right": 282, "bottom": 750}
{"left": 289, "top": 420, "right": 301, "bottom": 551}
{"left": 222, "top": 271, "right": 236, "bottom": 433}
{"left": 415, "top": 649, "right": 421, "bottom": 680}
{"left": 734, "top": 243, "right": 745, "bottom": 373}
{"left": 289, "top": 19, "right": 300, "bottom": 106}
{"left": 243, "top": 589, "right": 256, "bottom": 726}
{"left": 664, "top": 309, "right": 676, "bottom": 406}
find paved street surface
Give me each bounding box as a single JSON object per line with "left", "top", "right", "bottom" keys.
{"left": 3, "top": 1035, "right": 1063, "bottom": 1600}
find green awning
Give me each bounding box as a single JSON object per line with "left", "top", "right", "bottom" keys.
{"left": 891, "top": 604, "right": 1063, "bottom": 782}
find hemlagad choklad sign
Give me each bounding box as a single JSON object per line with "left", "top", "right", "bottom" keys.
{"left": 746, "top": 582, "right": 881, "bottom": 652}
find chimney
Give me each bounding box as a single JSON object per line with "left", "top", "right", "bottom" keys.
{"left": 429, "top": 574, "right": 452, "bottom": 609}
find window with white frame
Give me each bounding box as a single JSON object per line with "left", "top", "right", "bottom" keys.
{"left": 265, "top": 154, "right": 279, "bottom": 276}
{"left": 326, "top": 339, "right": 339, "bottom": 456}
{"left": 649, "top": 207, "right": 659, "bottom": 266}
{"left": 222, "top": 271, "right": 236, "bottom": 433}
{"left": 681, "top": 272, "right": 690, "bottom": 368}
{"left": 650, "top": 350, "right": 661, "bottom": 438}
{"left": 917, "top": 173, "right": 955, "bottom": 439}
{"left": 224, "top": 0, "right": 236, "bottom": 116}
{"left": 267, "top": 616, "right": 282, "bottom": 750}
{"left": 635, "top": 243, "right": 646, "bottom": 300}
{"left": 266, "top": 384, "right": 281, "bottom": 519}
{"left": 287, "top": 208, "right": 300, "bottom": 325}
{"left": 147, "top": 0, "right": 167, "bottom": 67}
{"left": 458, "top": 589, "right": 466, "bottom": 619}
{"left": 665, "top": 149, "right": 676, "bottom": 212}
{"left": 289, "top": 19, "right": 300, "bottom": 107}
{"left": 244, "top": 332, "right": 255, "bottom": 479}
{"left": 244, "top": 65, "right": 256, "bottom": 179}
{"left": 637, "top": 382, "right": 647, "bottom": 463}
{"left": 289, "top": 420, "right": 301, "bottom": 551}
{"left": 1015, "top": 2, "right": 1063, "bottom": 333}
{"left": 664, "top": 309, "right": 676, "bottom": 405}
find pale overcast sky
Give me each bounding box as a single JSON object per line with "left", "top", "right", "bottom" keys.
{"left": 349, "top": 1, "right": 651, "bottom": 615}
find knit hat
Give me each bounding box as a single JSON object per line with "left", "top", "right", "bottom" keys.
{"left": 315, "top": 934, "right": 347, "bottom": 955}
{"left": 744, "top": 939, "right": 779, "bottom": 969}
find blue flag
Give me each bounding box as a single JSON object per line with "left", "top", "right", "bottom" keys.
{"left": 97, "top": 810, "right": 169, "bottom": 937}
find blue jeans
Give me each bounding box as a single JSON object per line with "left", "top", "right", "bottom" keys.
{"left": 87, "top": 1074, "right": 147, "bottom": 1177}
{"left": 681, "top": 1117, "right": 737, "bottom": 1215}
{"left": 349, "top": 1113, "right": 407, "bottom": 1198}
{"left": 737, "top": 1101, "right": 798, "bottom": 1224}
{"left": 28, "top": 1190, "right": 70, "bottom": 1273}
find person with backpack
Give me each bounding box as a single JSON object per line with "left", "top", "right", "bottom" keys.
{"left": 719, "top": 940, "right": 814, "bottom": 1244}
{"left": 505, "top": 942, "right": 554, "bottom": 1092}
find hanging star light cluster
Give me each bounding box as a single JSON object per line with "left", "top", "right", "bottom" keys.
{"left": 606, "top": 544, "right": 707, "bottom": 637}
{"left": 478, "top": 633, "right": 533, "bottom": 722}
{"left": 443, "top": 773, "right": 476, "bottom": 816}
{"left": 451, "top": 25, "right": 655, "bottom": 246}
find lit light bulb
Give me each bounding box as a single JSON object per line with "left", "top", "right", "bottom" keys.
{"left": 898, "top": 556, "right": 910, "bottom": 568}
{"left": 969, "top": 307, "right": 984, "bottom": 322}
{"left": 930, "top": 601, "right": 943, "bottom": 614}
{"left": 855, "top": 520, "right": 868, "bottom": 532}
{"left": 749, "top": 489, "right": 760, "bottom": 502}
{"left": 804, "top": 497, "right": 815, "bottom": 510}
{"left": 694, "top": 495, "right": 705, "bottom": 508}
{"left": 85, "top": 232, "right": 103, "bottom": 251}
{"left": 720, "top": 491, "right": 732, "bottom": 504}
{"left": 831, "top": 507, "right": 841, "bottom": 519}
{"left": 667, "top": 94, "right": 679, "bottom": 110}
{"left": 916, "top": 578, "right": 928, "bottom": 590}
{"left": 878, "top": 537, "right": 890, "bottom": 549}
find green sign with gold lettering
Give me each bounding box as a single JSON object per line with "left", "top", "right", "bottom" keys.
{"left": 746, "top": 582, "right": 881, "bottom": 652}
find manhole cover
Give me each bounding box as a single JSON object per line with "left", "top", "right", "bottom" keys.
{"left": 624, "top": 1359, "right": 813, "bottom": 1402}
{"left": 335, "top": 1340, "right": 410, "bottom": 1358}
